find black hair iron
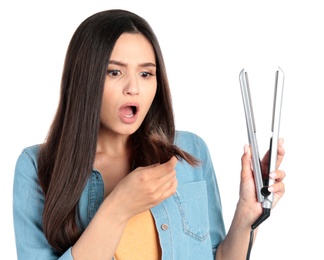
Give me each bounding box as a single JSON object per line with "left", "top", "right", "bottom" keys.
{"left": 239, "top": 67, "right": 284, "bottom": 259}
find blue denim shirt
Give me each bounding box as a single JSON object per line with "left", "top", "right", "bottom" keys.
{"left": 13, "top": 130, "right": 226, "bottom": 259}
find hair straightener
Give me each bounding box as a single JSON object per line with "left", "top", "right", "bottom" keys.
{"left": 239, "top": 67, "right": 284, "bottom": 259}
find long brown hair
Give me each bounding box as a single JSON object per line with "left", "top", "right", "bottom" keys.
{"left": 37, "top": 9, "right": 199, "bottom": 254}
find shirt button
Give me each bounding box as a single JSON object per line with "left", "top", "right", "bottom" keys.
{"left": 161, "top": 224, "right": 168, "bottom": 230}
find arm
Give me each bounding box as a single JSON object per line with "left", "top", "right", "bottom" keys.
{"left": 13, "top": 147, "right": 73, "bottom": 259}
{"left": 71, "top": 157, "right": 178, "bottom": 259}
{"left": 13, "top": 146, "right": 178, "bottom": 260}
{"left": 216, "top": 140, "right": 286, "bottom": 260}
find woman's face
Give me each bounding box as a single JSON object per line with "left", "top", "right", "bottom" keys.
{"left": 100, "top": 33, "right": 157, "bottom": 137}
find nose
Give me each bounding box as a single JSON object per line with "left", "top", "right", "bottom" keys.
{"left": 123, "top": 74, "right": 139, "bottom": 96}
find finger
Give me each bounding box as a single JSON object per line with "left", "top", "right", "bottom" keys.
{"left": 155, "top": 158, "right": 178, "bottom": 192}
{"left": 145, "top": 173, "right": 178, "bottom": 206}
{"left": 262, "top": 138, "right": 284, "bottom": 161}
{"left": 269, "top": 169, "right": 286, "bottom": 182}
{"left": 278, "top": 138, "right": 284, "bottom": 146}
{"left": 154, "top": 156, "right": 178, "bottom": 179}
{"left": 241, "top": 145, "right": 252, "bottom": 180}
{"left": 276, "top": 138, "right": 285, "bottom": 168}
{"left": 268, "top": 180, "right": 285, "bottom": 195}
{"left": 166, "top": 156, "right": 178, "bottom": 169}
{"left": 156, "top": 169, "right": 176, "bottom": 189}
{"left": 261, "top": 138, "right": 285, "bottom": 172}
{"left": 159, "top": 176, "right": 178, "bottom": 199}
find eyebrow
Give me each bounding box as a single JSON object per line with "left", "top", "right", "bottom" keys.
{"left": 109, "top": 60, "right": 156, "bottom": 68}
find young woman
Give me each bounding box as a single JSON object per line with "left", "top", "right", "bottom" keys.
{"left": 13, "top": 9, "right": 286, "bottom": 260}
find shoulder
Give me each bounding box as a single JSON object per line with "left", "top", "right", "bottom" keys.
{"left": 22, "top": 144, "right": 41, "bottom": 158}
{"left": 175, "top": 130, "right": 208, "bottom": 148}
{"left": 13, "top": 144, "right": 43, "bottom": 214}
{"left": 174, "top": 130, "right": 209, "bottom": 159}
{"left": 14, "top": 144, "right": 42, "bottom": 180}
{"left": 16, "top": 144, "right": 41, "bottom": 169}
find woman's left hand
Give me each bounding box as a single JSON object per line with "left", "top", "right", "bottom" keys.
{"left": 260, "top": 138, "right": 286, "bottom": 208}
{"left": 239, "top": 138, "right": 286, "bottom": 219}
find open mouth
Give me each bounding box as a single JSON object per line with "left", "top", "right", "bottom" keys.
{"left": 131, "top": 106, "right": 137, "bottom": 115}
{"left": 120, "top": 104, "right": 138, "bottom": 118}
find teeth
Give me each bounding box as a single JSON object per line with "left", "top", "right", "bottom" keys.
{"left": 124, "top": 114, "right": 134, "bottom": 118}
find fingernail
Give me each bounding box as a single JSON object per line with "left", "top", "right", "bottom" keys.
{"left": 244, "top": 145, "right": 249, "bottom": 154}
{"left": 269, "top": 172, "right": 277, "bottom": 179}
{"left": 268, "top": 186, "right": 274, "bottom": 192}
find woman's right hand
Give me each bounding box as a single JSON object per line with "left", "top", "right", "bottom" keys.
{"left": 108, "top": 156, "right": 178, "bottom": 221}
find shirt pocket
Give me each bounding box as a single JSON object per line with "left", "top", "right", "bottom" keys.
{"left": 173, "top": 181, "right": 209, "bottom": 241}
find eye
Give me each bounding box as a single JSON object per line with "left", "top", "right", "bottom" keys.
{"left": 107, "top": 70, "right": 121, "bottom": 77}
{"left": 140, "top": 71, "right": 155, "bottom": 78}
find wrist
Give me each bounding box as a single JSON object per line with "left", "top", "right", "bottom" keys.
{"left": 101, "top": 193, "right": 131, "bottom": 226}
{"left": 235, "top": 199, "right": 263, "bottom": 226}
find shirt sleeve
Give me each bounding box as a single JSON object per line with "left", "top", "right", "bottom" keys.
{"left": 174, "top": 130, "right": 226, "bottom": 254}
{"left": 196, "top": 134, "right": 226, "bottom": 256}
{"left": 13, "top": 147, "right": 73, "bottom": 260}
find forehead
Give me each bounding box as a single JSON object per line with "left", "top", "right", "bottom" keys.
{"left": 110, "top": 33, "right": 155, "bottom": 63}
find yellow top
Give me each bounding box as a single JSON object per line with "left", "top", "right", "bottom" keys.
{"left": 114, "top": 210, "right": 162, "bottom": 260}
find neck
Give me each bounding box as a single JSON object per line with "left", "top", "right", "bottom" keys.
{"left": 96, "top": 130, "right": 133, "bottom": 158}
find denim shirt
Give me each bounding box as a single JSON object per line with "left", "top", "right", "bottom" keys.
{"left": 13, "top": 130, "right": 226, "bottom": 259}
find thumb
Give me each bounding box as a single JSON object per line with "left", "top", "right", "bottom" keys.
{"left": 241, "top": 145, "right": 252, "bottom": 179}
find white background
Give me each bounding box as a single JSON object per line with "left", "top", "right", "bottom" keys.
{"left": 1, "top": 0, "right": 323, "bottom": 259}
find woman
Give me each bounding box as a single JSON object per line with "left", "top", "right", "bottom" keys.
{"left": 13, "top": 9, "right": 286, "bottom": 260}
